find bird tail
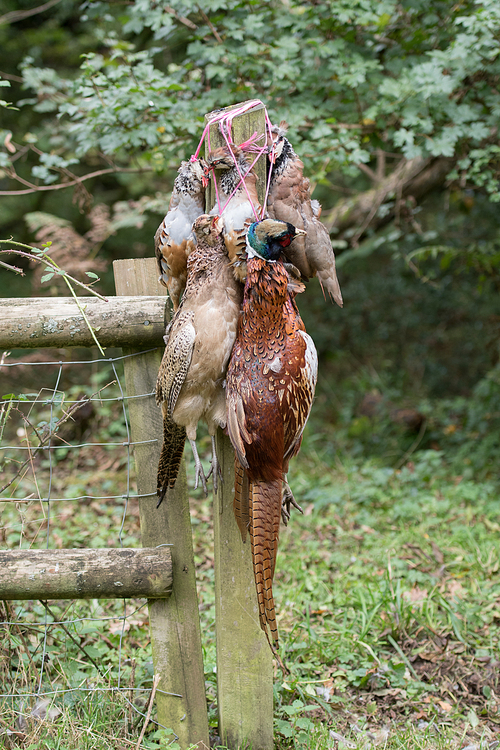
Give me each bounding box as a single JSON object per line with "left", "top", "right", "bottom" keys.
{"left": 156, "top": 405, "right": 186, "bottom": 507}
{"left": 317, "top": 270, "right": 343, "bottom": 308}
{"left": 249, "top": 478, "right": 282, "bottom": 647}
{"left": 233, "top": 457, "right": 250, "bottom": 542}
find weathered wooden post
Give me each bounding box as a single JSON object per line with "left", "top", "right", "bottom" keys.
{"left": 113, "top": 259, "right": 209, "bottom": 750}
{"left": 205, "top": 102, "right": 274, "bottom": 750}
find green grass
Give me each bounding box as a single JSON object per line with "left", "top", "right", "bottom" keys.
{"left": 1, "top": 377, "right": 500, "bottom": 748}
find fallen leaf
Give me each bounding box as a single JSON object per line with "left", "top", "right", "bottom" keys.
{"left": 329, "top": 730, "right": 356, "bottom": 748}
{"left": 403, "top": 586, "right": 428, "bottom": 602}
{"left": 447, "top": 580, "right": 466, "bottom": 598}
{"left": 431, "top": 541, "right": 444, "bottom": 564}
{"left": 31, "top": 699, "right": 62, "bottom": 722}
{"left": 467, "top": 708, "right": 480, "bottom": 727}
{"left": 437, "top": 700, "right": 453, "bottom": 712}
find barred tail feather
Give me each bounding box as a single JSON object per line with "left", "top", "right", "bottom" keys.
{"left": 156, "top": 407, "right": 186, "bottom": 508}
{"left": 249, "top": 479, "right": 282, "bottom": 647}
{"left": 233, "top": 457, "right": 250, "bottom": 542}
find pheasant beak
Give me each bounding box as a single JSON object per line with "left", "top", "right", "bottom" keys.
{"left": 202, "top": 171, "right": 210, "bottom": 188}
{"left": 294, "top": 228, "right": 307, "bottom": 237}
{"left": 212, "top": 215, "right": 224, "bottom": 233}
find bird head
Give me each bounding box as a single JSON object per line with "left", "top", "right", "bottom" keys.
{"left": 268, "top": 121, "right": 289, "bottom": 164}
{"left": 246, "top": 219, "right": 306, "bottom": 262}
{"left": 182, "top": 157, "right": 210, "bottom": 188}
{"left": 207, "top": 146, "right": 233, "bottom": 171}
{"left": 192, "top": 214, "right": 224, "bottom": 243}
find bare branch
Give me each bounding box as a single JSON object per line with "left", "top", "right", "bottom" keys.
{"left": 0, "top": 166, "right": 154, "bottom": 196}
{"left": 0, "top": 0, "right": 63, "bottom": 25}
{"left": 0, "top": 395, "right": 93, "bottom": 495}
{"left": 325, "top": 156, "right": 453, "bottom": 244}
{"left": 0, "top": 70, "right": 23, "bottom": 83}
{"left": 197, "top": 5, "right": 223, "bottom": 43}
{"left": 165, "top": 5, "right": 197, "bottom": 29}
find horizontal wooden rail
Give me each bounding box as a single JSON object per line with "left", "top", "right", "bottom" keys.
{"left": 0, "top": 547, "right": 172, "bottom": 600}
{"left": 0, "top": 296, "right": 167, "bottom": 349}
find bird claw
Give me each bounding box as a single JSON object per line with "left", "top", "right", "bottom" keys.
{"left": 206, "top": 435, "right": 223, "bottom": 492}
{"left": 193, "top": 464, "right": 208, "bottom": 496}
{"left": 207, "top": 459, "right": 223, "bottom": 492}
{"left": 281, "top": 480, "right": 303, "bottom": 525}
{"left": 189, "top": 438, "right": 208, "bottom": 497}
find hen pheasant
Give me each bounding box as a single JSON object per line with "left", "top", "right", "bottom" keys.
{"left": 156, "top": 214, "right": 243, "bottom": 506}
{"left": 267, "top": 122, "right": 343, "bottom": 307}
{"left": 208, "top": 144, "right": 263, "bottom": 282}
{"left": 226, "top": 219, "right": 318, "bottom": 648}
{"left": 154, "top": 157, "right": 210, "bottom": 311}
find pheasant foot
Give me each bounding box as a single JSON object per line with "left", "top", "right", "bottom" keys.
{"left": 189, "top": 438, "right": 208, "bottom": 496}
{"left": 281, "top": 478, "right": 303, "bottom": 525}
{"left": 206, "top": 435, "right": 223, "bottom": 492}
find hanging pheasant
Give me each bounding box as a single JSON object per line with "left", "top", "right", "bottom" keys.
{"left": 156, "top": 214, "right": 243, "bottom": 506}
{"left": 226, "top": 218, "right": 318, "bottom": 648}
{"left": 208, "top": 143, "right": 263, "bottom": 282}
{"left": 267, "top": 122, "right": 343, "bottom": 307}
{"left": 154, "top": 157, "right": 210, "bottom": 311}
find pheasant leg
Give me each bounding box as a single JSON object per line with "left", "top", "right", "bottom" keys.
{"left": 189, "top": 439, "right": 208, "bottom": 496}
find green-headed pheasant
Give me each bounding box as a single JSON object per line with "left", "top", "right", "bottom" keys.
{"left": 154, "top": 157, "right": 210, "bottom": 311}
{"left": 155, "top": 214, "right": 243, "bottom": 506}
{"left": 226, "top": 218, "right": 318, "bottom": 649}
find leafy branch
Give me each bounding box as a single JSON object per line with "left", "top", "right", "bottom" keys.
{"left": 0, "top": 239, "right": 108, "bottom": 355}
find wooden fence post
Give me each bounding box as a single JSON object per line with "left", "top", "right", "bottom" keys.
{"left": 206, "top": 102, "right": 274, "bottom": 750}
{"left": 113, "top": 259, "right": 209, "bottom": 750}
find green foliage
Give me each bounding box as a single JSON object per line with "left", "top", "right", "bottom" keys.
{"left": 2, "top": 0, "right": 500, "bottom": 193}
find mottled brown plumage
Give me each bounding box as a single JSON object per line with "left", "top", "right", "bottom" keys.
{"left": 208, "top": 144, "right": 263, "bottom": 282}
{"left": 267, "top": 122, "right": 343, "bottom": 307}
{"left": 154, "top": 158, "right": 209, "bottom": 311}
{"left": 156, "top": 214, "right": 243, "bottom": 506}
{"left": 226, "top": 219, "right": 318, "bottom": 648}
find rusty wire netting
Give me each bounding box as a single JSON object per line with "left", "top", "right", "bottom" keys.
{"left": 0, "top": 350, "right": 176, "bottom": 741}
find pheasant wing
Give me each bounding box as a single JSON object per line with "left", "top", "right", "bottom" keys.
{"left": 155, "top": 311, "right": 195, "bottom": 416}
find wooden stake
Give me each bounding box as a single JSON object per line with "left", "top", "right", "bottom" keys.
{"left": 113, "top": 258, "right": 209, "bottom": 750}
{"left": 205, "top": 102, "right": 274, "bottom": 750}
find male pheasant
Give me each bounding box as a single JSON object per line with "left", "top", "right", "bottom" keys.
{"left": 226, "top": 219, "right": 318, "bottom": 648}
{"left": 154, "top": 157, "right": 210, "bottom": 311}
{"left": 267, "top": 122, "right": 343, "bottom": 307}
{"left": 208, "top": 144, "right": 263, "bottom": 282}
{"left": 156, "top": 214, "right": 243, "bottom": 506}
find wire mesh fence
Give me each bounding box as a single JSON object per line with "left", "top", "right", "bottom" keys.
{"left": 0, "top": 349, "right": 179, "bottom": 746}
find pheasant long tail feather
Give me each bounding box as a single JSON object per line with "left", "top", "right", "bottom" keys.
{"left": 249, "top": 478, "right": 282, "bottom": 647}
{"left": 156, "top": 406, "right": 187, "bottom": 507}
{"left": 233, "top": 457, "right": 250, "bottom": 542}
